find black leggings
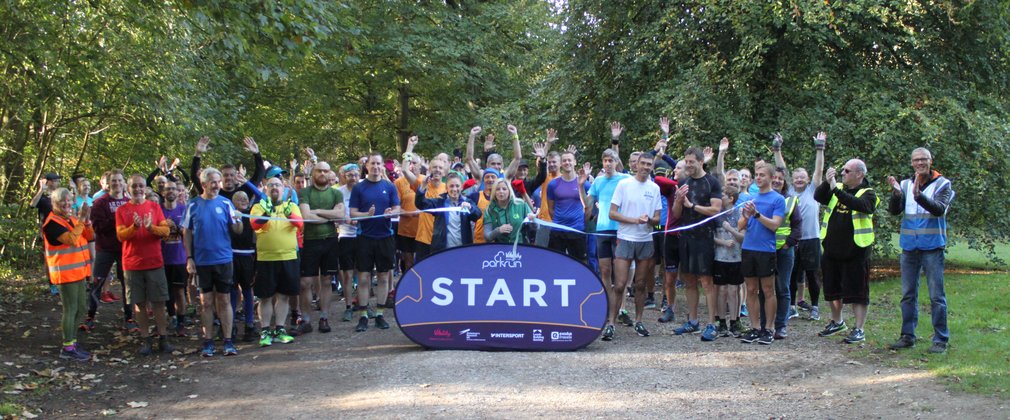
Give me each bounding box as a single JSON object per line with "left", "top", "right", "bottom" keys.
{"left": 790, "top": 264, "right": 820, "bottom": 306}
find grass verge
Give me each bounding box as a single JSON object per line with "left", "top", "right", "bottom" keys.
{"left": 857, "top": 273, "right": 1010, "bottom": 398}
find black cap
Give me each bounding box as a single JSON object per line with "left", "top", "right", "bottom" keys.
{"left": 518, "top": 159, "right": 530, "bottom": 168}
{"left": 44, "top": 173, "right": 62, "bottom": 181}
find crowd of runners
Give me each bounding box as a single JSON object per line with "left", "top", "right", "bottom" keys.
{"left": 34, "top": 118, "right": 955, "bottom": 360}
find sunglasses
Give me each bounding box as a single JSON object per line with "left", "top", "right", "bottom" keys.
{"left": 840, "top": 168, "right": 851, "bottom": 174}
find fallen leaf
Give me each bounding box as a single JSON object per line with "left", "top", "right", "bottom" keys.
{"left": 845, "top": 360, "right": 863, "bottom": 365}
{"left": 22, "top": 410, "right": 38, "bottom": 418}
{"left": 127, "top": 401, "right": 149, "bottom": 408}
{"left": 187, "top": 394, "right": 198, "bottom": 399}
{"left": 22, "top": 330, "right": 30, "bottom": 338}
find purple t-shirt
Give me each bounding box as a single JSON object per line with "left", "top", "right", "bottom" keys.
{"left": 547, "top": 176, "right": 585, "bottom": 230}
{"left": 161, "top": 204, "right": 187, "bottom": 266}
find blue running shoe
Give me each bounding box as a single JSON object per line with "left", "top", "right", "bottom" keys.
{"left": 700, "top": 324, "right": 718, "bottom": 341}
{"left": 201, "top": 340, "right": 215, "bottom": 357}
{"left": 673, "top": 320, "right": 699, "bottom": 335}
{"left": 223, "top": 340, "right": 238, "bottom": 356}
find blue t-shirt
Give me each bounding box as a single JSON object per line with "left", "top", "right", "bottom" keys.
{"left": 349, "top": 178, "right": 400, "bottom": 239}
{"left": 181, "top": 196, "right": 238, "bottom": 265}
{"left": 741, "top": 190, "right": 786, "bottom": 253}
{"left": 588, "top": 173, "right": 631, "bottom": 231}
{"left": 546, "top": 176, "right": 585, "bottom": 230}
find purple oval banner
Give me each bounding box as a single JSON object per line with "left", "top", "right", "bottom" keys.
{"left": 394, "top": 244, "right": 608, "bottom": 351}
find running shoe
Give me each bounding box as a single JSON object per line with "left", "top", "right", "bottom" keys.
{"left": 158, "top": 336, "right": 175, "bottom": 353}
{"left": 50, "top": 285, "right": 60, "bottom": 296}
{"left": 100, "top": 291, "right": 116, "bottom": 303}
{"left": 617, "top": 310, "right": 634, "bottom": 327}
{"left": 810, "top": 306, "right": 821, "bottom": 321}
{"left": 730, "top": 320, "right": 746, "bottom": 338}
{"left": 888, "top": 334, "right": 915, "bottom": 350}
{"left": 79, "top": 317, "right": 96, "bottom": 332}
{"left": 341, "top": 308, "right": 354, "bottom": 322}
{"left": 797, "top": 300, "right": 812, "bottom": 311}
{"left": 927, "top": 342, "right": 948, "bottom": 354}
{"left": 175, "top": 324, "right": 188, "bottom": 337}
{"left": 223, "top": 340, "right": 238, "bottom": 356}
{"left": 75, "top": 345, "right": 91, "bottom": 358}
{"left": 601, "top": 325, "right": 615, "bottom": 341}
{"left": 657, "top": 307, "right": 675, "bottom": 323}
{"left": 59, "top": 344, "right": 90, "bottom": 362}
{"left": 259, "top": 329, "right": 273, "bottom": 347}
{"left": 644, "top": 296, "right": 656, "bottom": 310}
{"left": 201, "top": 340, "right": 215, "bottom": 357}
{"left": 740, "top": 329, "right": 760, "bottom": 344}
{"left": 787, "top": 306, "right": 799, "bottom": 320}
{"left": 774, "top": 327, "right": 788, "bottom": 340}
{"left": 842, "top": 328, "right": 865, "bottom": 344}
{"left": 757, "top": 329, "right": 774, "bottom": 345}
{"left": 242, "top": 324, "right": 258, "bottom": 342}
{"left": 818, "top": 320, "right": 848, "bottom": 337}
{"left": 700, "top": 324, "right": 718, "bottom": 341}
{"left": 139, "top": 337, "right": 154, "bottom": 356}
{"left": 273, "top": 327, "right": 294, "bottom": 344}
{"left": 634, "top": 322, "right": 650, "bottom": 337}
{"left": 355, "top": 316, "right": 369, "bottom": 332}
{"left": 675, "top": 279, "right": 685, "bottom": 289}
{"left": 740, "top": 304, "right": 749, "bottom": 318}
{"left": 717, "top": 321, "right": 730, "bottom": 337}
{"left": 660, "top": 295, "right": 668, "bottom": 310}
{"left": 318, "top": 318, "right": 332, "bottom": 333}
{"left": 673, "top": 320, "right": 699, "bottom": 335}
{"left": 125, "top": 319, "right": 140, "bottom": 333}
{"left": 292, "top": 319, "right": 313, "bottom": 336}
{"left": 374, "top": 315, "right": 390, "bottom": 330}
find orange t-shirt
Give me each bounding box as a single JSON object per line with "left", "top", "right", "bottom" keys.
{"left": 472, "top": 190, "right": 492, "bottom": 244}
{"left": 413, "top": 175, "right": 447, "bottom": 245}
{"left": 395, "top": 177, "right": 419, "bottom": 238}
{"left": 537, "top": 172, "right": 558, "bottom": 221}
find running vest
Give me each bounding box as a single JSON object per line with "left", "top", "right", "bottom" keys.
{"left": 899, "top": 176, "right": 952, "bottom": 251}
{"left": 819, "top": 183, "right": 879, "bottom": 248}
{"left": 472, "top": 191, "right": 491, "bottom": 244}
{"left": 775, "top": 195, "right": 798, "bottom": 250}
{"left": 43, "top": 213, "right": 92, "bottom": 285}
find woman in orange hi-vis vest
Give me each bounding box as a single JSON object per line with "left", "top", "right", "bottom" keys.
{"left": 42, "top": 188, "right": 95, "bottom": 361}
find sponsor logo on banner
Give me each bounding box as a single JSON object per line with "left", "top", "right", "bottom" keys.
{"left": 394, "top": 244, "right": 608, "bottom": 351}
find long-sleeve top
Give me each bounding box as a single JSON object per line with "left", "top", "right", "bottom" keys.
{"left": 814, "top": 179, "right": 877, "bottom": 259}
{"left": 189, "top": 152, "right": 265, "bottom": 200}
{"left": 887, "top": 172, "right": 953, "bottom": 217}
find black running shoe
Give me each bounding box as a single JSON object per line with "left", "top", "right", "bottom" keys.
{"left": 818, "top": 320, "right": 848, "bottom": 337}
{"left": 842, "top": 328, "right": 865, "bottom": 344}
{"left": 740, "top": 329, "right": 760, "bottom": 344}
{"left": 374, "top": 315, "right": 390, "bottom": 330}
{"left": 355, "top": 316, "right": 369, "bottom": 332}
{"left": 601, "top": 325, "right": 615, "bottom": 341}
{"left": 757, "top": 329, "right": 774, "bottom": 345}
{"left": 888, "top": 334, "right": 915, "bottom": 350}
{"left": 617, "top": 310, "right": 634, "bottom": 327}
{"left": 634, "top": 322, "right": 650, "bottom": 337}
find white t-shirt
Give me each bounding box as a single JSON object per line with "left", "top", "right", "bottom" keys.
{"left": 337, "top": 185, "right": 357, "bottom": 238}
{"left": 611, "top": 177, "right": 663, "bottom": 242}
{"left": 788, "top": 185, "right": 820, "bottom": 240}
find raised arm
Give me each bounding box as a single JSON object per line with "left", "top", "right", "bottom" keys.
{"left": 191, "top": 136, "right": 209, "bottom": 195}
{"left": 714, "top": 137, "right": 729, "bottom": 185}
{"left": 503, "top": 125, "right": 522, "bottom": 179}
{"left": 242, "top": 137, "right": 265, "bottom": 185}
{"left": 772, "top": 132, "right": 787, "bottom": 173}
{"left": 465, "top": 126, "right": 483, "bottom": 179}
{"left": 812, "top": 131, "right": 826, "bottom": 186}
{"left": 401, "top": 136, "right": 421, "bottom": 187}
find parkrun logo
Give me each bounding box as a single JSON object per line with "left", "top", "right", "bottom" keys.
{"left": 482, "top": 250, "right": 522, "bottom": 270}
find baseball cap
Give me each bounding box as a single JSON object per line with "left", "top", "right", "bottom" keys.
{"left": 44, "top": 173, "right": 62, "bottom": 181}
{"left": 265, "top": 166, "right": 287, "bottom": 179}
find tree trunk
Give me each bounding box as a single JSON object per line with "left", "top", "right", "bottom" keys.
{"left": 398, "top": 83, "right": 409, "bottom": 153}
{"left": 1, "top": 117, "right": 32, "bottom": 204}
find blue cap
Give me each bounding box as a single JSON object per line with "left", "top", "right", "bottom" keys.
{"left": 265, "top": 166, "right": 287, "bottom": 179}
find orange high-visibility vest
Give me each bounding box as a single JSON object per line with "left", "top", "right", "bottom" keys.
{"left": 43, "top": 213, "right": 92, "bottom": 285}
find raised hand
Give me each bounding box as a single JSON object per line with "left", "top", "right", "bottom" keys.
{"left": 719, "top": 137, "right": 729, "bottom": 152}
{"left": 659, "top": 117, "right": 670, "bottom": 135}
{"left": 407, "top": 135, "right": 419, "bottom": 150}
{"left": 507, "top": 124, "right": 518, "bottom": 136}
{"left": 238, "top": 164, "right": 247, "bottom": 179}
{"left": 470, "top": 126, "right": 482, "bottom": 137}
{"left": 484, "top": 133, "right": 496, "bottom": 149}
{"left": 304, "top": 147, "right": 316, "bottom": 160}
{"left": 38, "top": 179, "right": 48, "bottom": 190}
{"left": 888, "top": 176, "right": 900, "bottom": 192}
{"left": 170, "top": 157, "right": 181, "bottom": 170}
{"left": 157, "top": 155, "right": 168, "bottom": 171}
{"left": 242, "top": 137, "right": 259, "bottom": 154}
{"left": 289, "top": 158, "right": 298, "bottom": 172}
{"left": 532, "top": 142, "right": 546, "bottom": 159}
{"left": 610, "top": 121, "right": 624, "bottom": 140}
{"left": 654, "top": 138, "right": 668, "bottom": 155}
{"left": 772, "top": 133, "right": 784, "bottom": 151}
{"left": 703, "top": 146, "right": 714, "bottom": 164}
{"left": 546, "top": 128, "right": 558, "bottom": 143}
{"left": 565, "top": 144, "right": 577, "bottom": 155}
{"left": 578, "top": 162, "right": 592, "bottom": 184}
{"left": 825, "top": 167, "right": 836, "bottom": 185}
{"left": 813, "top": 131, "right": 827, "bottom": 150}
{"left": 195, "top": 136, "right": 210, "bottom": 155}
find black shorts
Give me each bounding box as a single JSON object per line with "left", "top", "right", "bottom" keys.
{"left": 164, "top": 264, "right": 188, "bottom": 289}
{"left": 254, "top": 259, "right": 301, "bottom": 298}
{"left": 415, "top": 241, "right": 432, "bottom": 262}
{"left": 678, "top": 234, "right": 714, "bottom": 276}
{"left": 740, "top": 250, "right": 777, "bottom": 278}
{"left": 93, "top": 249, "right": 124, "bottom": 281}
{"left": 596, "top": 231, "right": 617, "bottom": 259}
{"left": 821, "top": 249, "right": 870, "bottom": 305}
{"left": 233, "top": 253, "right": 255, "bottom": 288}
{"left": 356, "top": 236, "right": 396, "bottom": 273}
{"left": 196, "top": 263, "right": 234, "bottom": 294}
{"left": 652, "top": 229, "right": 664, "bottom": 264}
{"left": 794, "top": 238, "right": 821, "bottom": 273}
{"left": 337, "top": 237, "right": 357, "bottom": 270}
{"left": 396, "top": 234, "right": 417, "bottom": 253}
{"left": 713, "top": 261, "right": 744, "bottom": 286}
{"left": 548, "top": 230, "right": 587, "bottom": 260}
{"left": 664, "top": 235, "right": 680, "bottom": 272}
{"left": 300, "top": 237, "right": 340, "bottom": 277}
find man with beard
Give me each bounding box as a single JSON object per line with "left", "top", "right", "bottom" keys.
{"left": 89, "top": 170, "right": 136, "bottom": 331}
{"left": 297, "top": 162, "right": 345, "bottom": 334}
{"left": 250, "top": 177, "right": 304, "bottom": 346}
{"left": 160, "top": 181, "right": 190, "bottom": 336}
